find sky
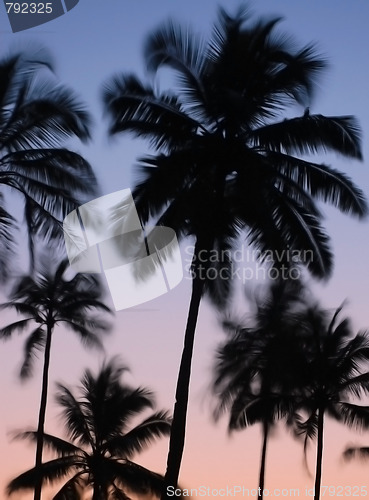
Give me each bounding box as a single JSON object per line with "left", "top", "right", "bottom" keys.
{"left": 1, "top": 0, "right": 369, "bottom": 499}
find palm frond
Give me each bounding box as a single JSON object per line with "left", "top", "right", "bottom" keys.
{"left": 251, "top": 114, "right": 362, "bottom": 159}
{"left": 343, "top": 446, "right": 369, "bottom": 462}
{"left": 2, "top": 84, "right": 91, "bottom": 150}
{"left": 103, "top": 73, "right": 199, "bottom": 151}
{"left": 338, "top": 373, "right": 369, "bottom": 398}
{"left": 261, "top": 44, "right": 327, "bottom": 105}
{"left": 104, "top": 411, "right": 171, "bottom": 458}
{"left": 1, "top": 147, "right": 95, "bottom": 188}
{"left": 264, "top": 152, "right": 367, "bottom": 218}
{"left": 20, "top": 326, "right": 46, "bottom": 379}
{"left": 15, "top": 430, "right": 84, "bottom": 457}
{"left": 144, "top": 20, "right": 209, "bottom": 121}
{"left": 207, "top": 6, "right": 249, "bottom": 62}
{"left": 246, "top": 191, "right": 332, "bottom": 278}
{"left": 60, "top": 321, "right": 106, "bottom": 351}
{"left": 0, "top": 317, "right": 33, "bottom": 339}
{"left": 0, "top": 48, "right": 54, "bottom": 118}
{"left": 331, "top": 402, "right": 369, "bottom": 431}
{"left": 132, "top": 152, "right": 197, "bottom": 225}
{"left": 7, "top": 456, "right": 83, "bottom": 494}
{"left": 110, "top": 483, "right": 131, "bottom": 500}
{"left": 60, "top": 298, "right": 113, "bottom": 318}
{"left": 103, "top": 458, "right": 164, "bottom": 497}
{"left": 55, "top": 384, "right": 94, "bottom": 447}
{"left": 0, "top": 299, "right": 38, "bottom": 316}
{"left": 53, "top": 473, "right": 86, "bottom": 500}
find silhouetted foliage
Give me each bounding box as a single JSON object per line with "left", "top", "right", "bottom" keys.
{"left": 213, "top": 280, "right": 309, "bottom": 499}
{"left": 344, "top": 445, "right": 369, "bottom": 462}
{"left": 0, "top": 258, "right": 112, "bottom": 500}
{"left": 293, "top": 304, "right": 369, "bottom": 500}
{"left": 0, "top": 47, "right": 97, "bottom": 277}
{"left": 103, "top": 4, "right": 367, "bottom": 493}
{"left": 214, "top": 284, "right": 369, "bottom": 500}
{"left": 8, "top": 358, "right": 172, "bottom": 500}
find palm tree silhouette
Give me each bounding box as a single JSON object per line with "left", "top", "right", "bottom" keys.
{"left": 103, "top": 6, "right": 367, "bottom": 492}
{"left": 7, "top": 358, "right": 172, "bottom": 500}
{"left": 0, "top": 48, "right": 97, "bottom": 276}
{"left": 213, "top": 281, "right": 309, "bottom": 499}
{"left": 294, "top": 305, "right": 369, "bottom": 500}
{"left": 0, "top": 259, "right": 112, "bottom": 500}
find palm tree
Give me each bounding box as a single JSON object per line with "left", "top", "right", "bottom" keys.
{"left": 212, "top": 280, "right": 309, "bottom": 499}
{"left": 0, "top": 259, "right": 112, "bottom": 500}
{"left": 294, "top": 305, "right": 369, "bottom": 500}
{"left": 103, "top": 6, "right": 367, "bottom": 492}
{"left": 7, "top": 358, "right": 172, "bottom": 500}
{"left": 0, "top": 48, "right": 97, "bottom": 277}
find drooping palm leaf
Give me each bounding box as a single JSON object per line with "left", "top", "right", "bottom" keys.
{"left": 103, "top": 411, "right": 172, "bottom": 457}
{"left": 7, "top": 457, "right": 83, "bottom": 494}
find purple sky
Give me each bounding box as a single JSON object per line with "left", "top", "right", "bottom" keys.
{"left": 1, "top": 1, "right": 369, "bottom": 498}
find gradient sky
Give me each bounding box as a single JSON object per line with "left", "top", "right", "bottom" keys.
{"left": 1, "top": 1, "right": 369, "bottom": 499}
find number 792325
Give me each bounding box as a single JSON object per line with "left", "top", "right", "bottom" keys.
{"left": 6, "top": 3, "right": 52, "bottom": 14}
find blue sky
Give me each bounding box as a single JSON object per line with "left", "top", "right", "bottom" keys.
{"left": 1, "top": 1, "right": 369, "bottom": 498}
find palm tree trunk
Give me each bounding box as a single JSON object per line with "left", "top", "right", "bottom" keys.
{"left": 25, "top": 198, "right": 35, "bottom": 274}
{"left": 34, "top": 321, "right": 53, "bottom": 500}
{"left": 258, "top": 421, "right": 269, "bottom": 500}
{"left": 313, "top": 407, "right": 324, "bottom": 500}
{"left": 161, "top": 245, "right": 206, "bottom": 499}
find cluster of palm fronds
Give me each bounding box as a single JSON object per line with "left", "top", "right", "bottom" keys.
{"left": 212, "top": 281, "right": 369, "bottom": 500}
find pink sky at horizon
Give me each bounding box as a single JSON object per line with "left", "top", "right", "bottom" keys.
{"left": 1, "top": 0, "right": 369, "bottom": 499}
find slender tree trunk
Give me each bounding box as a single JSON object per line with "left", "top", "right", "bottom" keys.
{"left": 313, "top": 407, "right": 324, "bottom": 500}
{"left": 34, "top": 321, "right": 53, "bottom": 500}
{"left": 25, "top": 199, "right": 35, "bottom": 275}
{"left": 258, "top": 421, "right": 269, "bottom": 500}
{"left": 161, "top": 248, "right": 206, "bottom": 500}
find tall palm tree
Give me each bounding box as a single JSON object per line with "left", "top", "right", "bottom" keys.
{"left": 294, "top": 305, "right": 369, "bottom": 500}
{"left": 7, "top": 358, "right": 172, "bottom": 500}
{"left": 0, "top": 48, "right": 97, "bottom": 277}
{"left": 0, "top": 259, "right": 112, "bottom": 500}
{"left": 103, "top": 6, "right": 367, "bottom": 492}
{"left": 213, "top": 281, "right": 309, "bottom": 499}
